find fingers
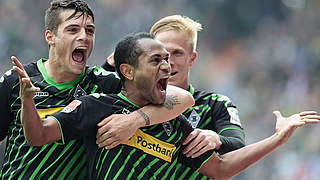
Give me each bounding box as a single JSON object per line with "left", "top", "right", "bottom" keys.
{"left": 182, "top": 129, "right": 199, "bottom": 145}
{"left": 184, "top": 140, "right": 206, "bottom": 158}
{"left": 273, "top": 111, "right": 282, "bottom": 119}
{"left": 98, "top": 135, "right": 120, "bottom": 149}
{"left": 11, "top": 56, "right": 24, "bottom": 70}
{"left": 299, "top": 111, "right": 318, "bottom": 116}
{"left": 97, "top": 115, "right": 115, "bottom": 127}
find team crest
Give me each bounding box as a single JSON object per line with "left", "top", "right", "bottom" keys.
{"left": 188, "top": 109, "right": 201, "bottom": 128}
{"left": 61, "top": 100, "right": 82, "bottom": 113}
{"left": 162, "top": 122, "right": 173, "bottom": 136}
{"left": 227, "top": 107, "right": 241, "bottom": 126}
{"left": 122, "top": 108, "right": 131, "bottom": 114}
{"left": 73, "top": 84, "right": 87, "bottom": 98}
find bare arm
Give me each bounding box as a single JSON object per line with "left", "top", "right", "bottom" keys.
{"left": 198, "top": 111, "right": 320, "bottom": 180}
{"left": 96, "top": 85, "right": 195, "bottom": 149}
{"left": 12, "top": 56, "right": 61, "bottom": 146}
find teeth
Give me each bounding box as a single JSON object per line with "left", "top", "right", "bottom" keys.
{"left": 76, "top": 47, "right": 87, "bottom": 50}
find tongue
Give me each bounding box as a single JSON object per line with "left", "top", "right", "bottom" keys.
{"left": 73, "top": 51, "right": 83, "bottom": 62}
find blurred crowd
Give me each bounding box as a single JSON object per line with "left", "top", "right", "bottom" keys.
{"left": 0, "top": 0, "right": 319, "bottom": 179}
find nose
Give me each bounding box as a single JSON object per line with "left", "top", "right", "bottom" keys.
{"left": 160, "top": 60, "right": 171, "bottom": 74}
{"left": 77, "top": 28, "right": 88, "bottom": 42}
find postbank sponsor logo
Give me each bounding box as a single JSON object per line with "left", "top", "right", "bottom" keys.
{"left": 37, "top": 107, "right": 65, "bottom": 119}
{"left": 123, "top": 129, "right": 176, "bottom": 162}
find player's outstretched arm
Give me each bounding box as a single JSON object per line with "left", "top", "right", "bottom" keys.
{"left": 12, "top": 56, "right": 61, "bottom": 146}
{"left": 96, "top": 85, "right": 195, "bottom": 149}
{"left": 198, "top": 110, "right": 320, "bottom": 180}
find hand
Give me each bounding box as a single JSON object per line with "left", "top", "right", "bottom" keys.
{"left": 11, "top": 56, "right": 40, "bottom": 99}
{"left": 106, "top": 52, "right": 115, "bottom": 67}
{"left": 182, "top": 129, "right": 222, "bottom": 158}
{"left": 96, "top": 112, "right": 142, "bottom": 149}
{"left": 273, "top": 110, "right": 320, "bottom": 145}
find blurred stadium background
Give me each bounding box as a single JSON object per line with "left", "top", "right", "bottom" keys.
{"left": 0, "top": 0, "right": 319, "bottom": 179}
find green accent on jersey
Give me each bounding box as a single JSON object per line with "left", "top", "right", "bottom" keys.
{"left": 178, "top": 166, "right": 191, "bottom": 180}
{"left": 204, "top": 93, "right": 231, "bottom": 107}
{"left": 93, "top": 66, "right": 115, "bottom": 76}
{"left": 97, "top": 148, "right": 110, "bottom": 178}
{"left": 126, "top": 154, "right": 147, "bottom": 179}
{"left": 189, "top": 84, "right": 195, "bottom": 96}
{"left": 171, "top": 163, "right": 182, "bottom": 180}
{"left": 218, "top": 127, "right": 245, "bottom": 136}
{"left": 153, "top": 161, "right": 168, "bottom": 178}
{"left": 105, "top": 146, "right": 123, "bottom": 177}
{"left": 37, "top": 58, "right": 85, "bottom": 90}
{"left": 91, "top": 84, "right": 98, "bottom": 93}
{"left": 161, "top": 157, "right": 178, "bottom": 180}
{"left": 199, "top": 117, "right": 212, "bottom": 129}
{"left": 114, "top": 149, "right": 137, "bottom": 179}
{"left": 137, "top": 158, "right": 158, "bottom": 180}
{"left": 118, "top": 92, "right": 141, "bottom": 108}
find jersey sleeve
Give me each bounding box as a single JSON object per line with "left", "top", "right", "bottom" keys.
{"left": 176, "top": 115, "right": 216, "bottom": 170}
{"left": 101, "top": 61, "right": 116, "bottom": 72}
{"left": 212, "top": 99, "right": 245, "bottom": 154}
{"left": 52, "top": 94, "right": 115, "bottom": 143}
{"left": 91, "top": 66, "right": 121, "bottom": 94}
{"left": 0, "top": 72, "right": 13, "bottom": 141}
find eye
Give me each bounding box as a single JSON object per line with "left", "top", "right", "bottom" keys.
{"left": 86, "top": 28, "right": 95, "bottom": 35}
{"left": 67, "top": 28, "right": 78, "bottom": 33}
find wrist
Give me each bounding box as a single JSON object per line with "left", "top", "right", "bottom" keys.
{"left": 136, "top": 109, "right": 150, "bottom": 127}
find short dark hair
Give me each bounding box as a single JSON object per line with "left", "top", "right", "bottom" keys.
{"left": 114, "top": 32, "right": 155, "bottom": 84}
{"left": 45, "top": 0, "right": 94, "bottom": 34}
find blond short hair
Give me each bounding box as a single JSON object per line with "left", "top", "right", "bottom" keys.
{"left": 150, "top": 15, "right": 202, "bottom": 52}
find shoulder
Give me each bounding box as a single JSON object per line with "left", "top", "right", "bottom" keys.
{"left": 87, "top": 66, "right": 120, "bottom": 80}
{"left": 0, "top": 61, "right": 38, "bottom": 87}
{"left": 194, "top": 89, "right": 234, "bottom": 107}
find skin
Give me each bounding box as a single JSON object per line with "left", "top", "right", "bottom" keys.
{"left": 45, "top": 9, "right": 95, "bottom": 83}
{"left": 124, "top": 38, "right": 171, "bottom": 106}
{"left": 155, "top": 29, "right": 223, "bottom": 158}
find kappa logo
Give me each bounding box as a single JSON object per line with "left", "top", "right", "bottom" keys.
{"left": 61, "top": 100, "right": 82, "bottom": 113}
{"left": 34, "top": 92, "right": 49, "bottom": 97}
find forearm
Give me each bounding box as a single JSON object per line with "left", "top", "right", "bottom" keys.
{"left": 207, "top": 134, "right": 281, "bottom": 179}
{"left": 21, "top": 98, "right": 47, "bottom": 146}
{"left": 134, "top": 85, "right": 195, "bottom": 126}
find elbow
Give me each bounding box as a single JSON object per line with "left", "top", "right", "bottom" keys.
{"left": 24, "top": 131, "right": 47, "bottom": 147}
{"left": 184, "top": 91, "right": 195, "bottom": 108}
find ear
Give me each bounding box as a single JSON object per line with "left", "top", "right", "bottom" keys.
{"left": 45, "top": 30, "right": 55, "bottom": 46}
{"left": 120, "top": 64, "right": 135, "bottom": 81}
{"left": 189, "top": 51, "right": 197, "bottom": 67}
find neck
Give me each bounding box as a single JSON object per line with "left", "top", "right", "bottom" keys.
{"left": 121, "top": 88, "right": 149, "bottom": 107}
{"left": 44, "top": 58, "right": 79, "bottom": 83}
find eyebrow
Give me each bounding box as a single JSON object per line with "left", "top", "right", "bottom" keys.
{"left": 65, "top": 24, "right": 95, "bottom": 29}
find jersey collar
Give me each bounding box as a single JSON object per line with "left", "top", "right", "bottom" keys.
{"left": 37, "top": 58, "right": 85, "bottom": 90}
{"left": 117, "top": 92, "right": 141, "bottom": 108}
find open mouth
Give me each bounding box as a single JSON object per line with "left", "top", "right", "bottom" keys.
{"left": 170, "top": 72, "right": 177, "bottom": 76}
{"left": 157, "top": 78, "right": 169, "bottom": 92}
{"left": 72, "top": 48, "right": 87, "bottom": 63}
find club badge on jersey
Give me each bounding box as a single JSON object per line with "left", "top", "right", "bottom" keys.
{"left": 162, "top": 122, "right": 173, "bottom": 136}
{"left": 122, "top": 108, "right": 131, "bottom": 115}
{"left": 73, "top": 84, "right": 87, "bottom": 98}
{"left": 227, "top": 107, "right": 241, "bottom": 126}
{"left": 188, "top": 109, "right": 201, "bottom": 128}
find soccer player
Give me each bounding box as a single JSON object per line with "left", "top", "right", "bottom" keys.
{"left": 148, "top": 14, "right": 246, "bottom": 178}
{"left": 0, "top": 1, "right": 194, "bottom": 179}
{"left": 16, "top": 32, "right": 320, "bottom": 180}
{"left": 100, "top": 14, "right": 246, "bottom": 179}
{"left": 16, "top": 32, "right": 205, "bottom": 179}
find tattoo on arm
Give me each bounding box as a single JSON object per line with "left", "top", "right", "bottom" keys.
{"left": 137, "top": 109, "right": 150, "bottom": 126}
{"left": 163, "top": 95, "right": 180, "bottom": 110}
